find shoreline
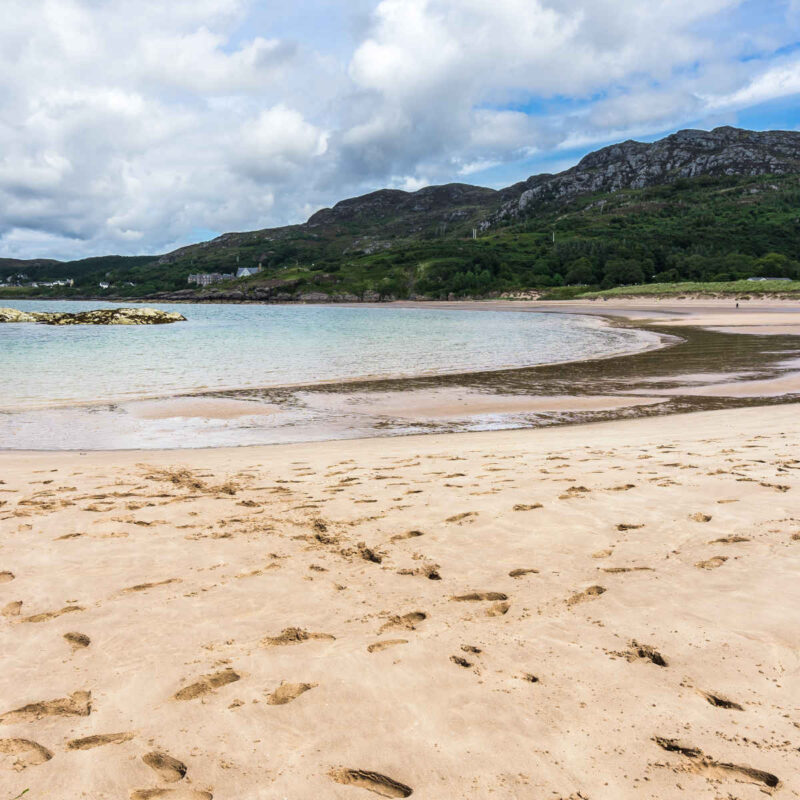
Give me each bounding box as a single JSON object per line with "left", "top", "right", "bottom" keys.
{"left": 0, "top": 305, "right": 671, "bottom": 415}
{"left": 2, "top": 395, "right": 796, "bottom": 458}
{"left": 3, "top": 298, "right": 800, "bottom": 451}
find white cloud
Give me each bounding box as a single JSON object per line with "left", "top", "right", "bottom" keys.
{"left": 704, "top": 59, "right": 800, "bottom": 111}
{"left": 140, "top": 29, "right": 296, "bottom": 94}
{"left": 1, "top": 0, "right": 800, "bottom": 260}
{"left": 234, "top": 106, "right": 329, "bottom": 180}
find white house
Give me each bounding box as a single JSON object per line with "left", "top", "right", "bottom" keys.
{"left": 236, "top": 265, "right": 263, "bottom": 278}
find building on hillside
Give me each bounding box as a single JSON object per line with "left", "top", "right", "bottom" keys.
{"left": 187, "top": 272, "right": 235, "bottom": 286}
{"left": 39, "top": 279, "right": 74, "bottom": 287}
{"left": 236, "top": 265, "right": 263, "bottom": 278}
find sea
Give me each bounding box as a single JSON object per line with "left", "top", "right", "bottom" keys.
{"left": 0, "top": 301, "right": 662, "bottom": 449}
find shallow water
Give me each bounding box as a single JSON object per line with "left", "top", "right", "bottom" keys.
{"left": 1, "top": 300, "right": 657, "bottom": 411}
{"left": 0, "top": 300, "right": 669, "bottom": 450}
{"left": 1, "top": 302, "right": 799, "bottom": 449}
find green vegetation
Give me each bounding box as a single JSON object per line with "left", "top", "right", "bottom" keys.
{"left": 5, "top": 172, "right": 800, "bottom": 299}
{"left": 577, "top": 279, "right": 800, "bottom": 298}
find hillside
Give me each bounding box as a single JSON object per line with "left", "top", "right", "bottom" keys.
{"left": 4, "top": 126, "right": 800, "bottom": 301}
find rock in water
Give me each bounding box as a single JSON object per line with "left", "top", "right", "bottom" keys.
{"left": 0, "top": 307, "right": 186, "bottom": 325}
{"left": 0, "top": 308, "right": 37, "bottom": 323}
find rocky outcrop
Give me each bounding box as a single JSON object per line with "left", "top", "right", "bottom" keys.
{"left": 0, "top": 308, "right": 38, "bottom": 323}
{"left": 307, "top": 183, "right": 498, "bottom": 227}
{"left": 0, "top": 307, "right": 185, "bottom": 325}
{"left": 493, "top": 126, "right": 800, "bottom": 222}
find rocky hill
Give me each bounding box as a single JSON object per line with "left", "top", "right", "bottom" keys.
{"left": 494, "top": 126, "right": 800, "bottom": 222}
{"left": 4, "top": 126, "right": 800, "bottom": 299}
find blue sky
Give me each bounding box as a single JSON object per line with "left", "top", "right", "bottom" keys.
{"left": 2, "top": 0, "right": 800, "bottom": 260}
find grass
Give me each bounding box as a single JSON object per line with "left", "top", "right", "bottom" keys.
{"left": 576, "top": 280, "right": 800, "bottom": 298}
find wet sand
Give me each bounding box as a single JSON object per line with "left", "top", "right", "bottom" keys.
{"left": 127, "top": 398, "right": 281, "bottom": 420}
{"left": 320, "top": 389, "right": 665, "bottom": 420}
{"left": 1, "top": 404, "right": 798, "bottom": 798}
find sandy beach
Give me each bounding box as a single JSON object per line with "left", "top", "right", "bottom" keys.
{"left": 2, "top": 300, "right": 800, "bottom": 798}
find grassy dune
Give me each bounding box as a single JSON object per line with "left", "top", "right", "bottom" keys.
{"left": 576, "top": 279, "right": 800, "bottom": 299}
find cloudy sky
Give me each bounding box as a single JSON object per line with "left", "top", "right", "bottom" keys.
{"left": 2, "top": 0, "right": 800, "bottom": 260}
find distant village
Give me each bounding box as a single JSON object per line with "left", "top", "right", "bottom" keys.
{"left": 1, "top": 264, "right": 264, "bottom": 290}
{"left": 1, "top": 274, "right": 75, "bottom": 288}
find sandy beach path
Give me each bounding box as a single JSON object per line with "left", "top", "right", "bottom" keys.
{"left": 1, "top": 404, "right": 799, "bottom": 798}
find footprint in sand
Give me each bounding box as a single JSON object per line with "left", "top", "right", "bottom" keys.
{"left": 653, "top": 737, "right": 778, "bottom": 789}
{"left": 329, "top": 768, "right": 413, "bottom": 798}
{"left": 265, "top": 682, "right": 317, "bottom": 706}
{"left": 262, "top": 628, "right": 335, "bottom": 646}
{"left": 710, "top": 536, "right": 750, "bottom": 544}
{"left": 367, "top": 640, "right": 408, "bottom": 653}
{"left": 121, "top": 579, "right": 181, "bottom": 594}
{"left": 173, "top": 669, "right": 239, "bottom": 701}
{"left": 619, "top": 641, "right": 668, "bottom": 667}
{"left": 0, "top": 691, "right": 91, "bottom": 724}
{"left": 396, "top": 564, "right": 441, "bottom": 580}
{"left": 67, "top": 732, "right": 134, "bottom": 750}
{"left": 2, "top": 601, "right": 22, "bottom": 618}
{"left": 0, "top": 571, "right": 14, "bottom": 584}
{"left": 566, "top": 585, "right": 606, "bottom": 606}
{"left": 0, "top": 739, "right": 53, "bottom": 772}
{"left": 130, "top": 790, "right": 212, "bottom": 800}
{"left": 698, "top": 690, "right": 743, "bottom": 710}
{"left": 64, "top": 632, "right": 91, "bottom": 650}
{"left": 602, "top": 566, "right": 654, "bottom": 574}
{"left": 451, "top": 592, "right": 507, "bottom": 602}
{"left": 0, "top": 738, "right": 53, "bottom": 770}
{"left": 390, "top": 531, "right": 424, "bottom": 542}
{"left": 690, "top": 512, "right": 712, "bottom": 523}
{"left": 445, "top": 512, "right": 478, "bottom": 524}
{"left": 20, "top": 605, "right": 83, "bottom": 624}
{"left": 559, "top": 486, "right": 590, "bottom": 500}
{"left": 378, "top": 612, "right": 426, "bottom": 633}
{"left": 695, "top": 556, "right": 728, "bottom": 570}
{"left": 143, "top": 751, "right": 188, "bottom": 782}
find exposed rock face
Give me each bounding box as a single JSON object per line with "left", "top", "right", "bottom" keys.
{"left": 493, "top": 126, "right": 800, "bottom": 222}
{"left": 0, "top": 307, "right": 185, "bottom": 325}
{"left": 307, "top": 183, "right": 498, "bottom": 226}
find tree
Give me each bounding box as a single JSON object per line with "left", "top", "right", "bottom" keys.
{"left": 602, "top": 259, "right": 645, "bottom": 288}
{"left": 755, "top": 252, "right": 798, "bottom": 278}
{"left": 565, "top": 257, "right": 595, "bottom": 285}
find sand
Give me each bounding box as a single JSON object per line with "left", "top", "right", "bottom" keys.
{"left": 303, "top": 388, "right": 666, "bottom": 420}
{"left": 126, "top": 398, "right": 281, "bottom": 420}
{"left": 632, "top": 373, "right": 800, "bottom": 398}
{"left": 2, "top": 403, "right": 799, "bottom": 798}
{"left": 374, "top": 298, "right": 800, "bottom": 335}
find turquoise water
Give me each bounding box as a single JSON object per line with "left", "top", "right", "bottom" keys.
{"left": 0, "top": 301, "right": 663, "bottom": 449}
{"left": 1, "top": 301, "right": 657, "bottom": 410}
